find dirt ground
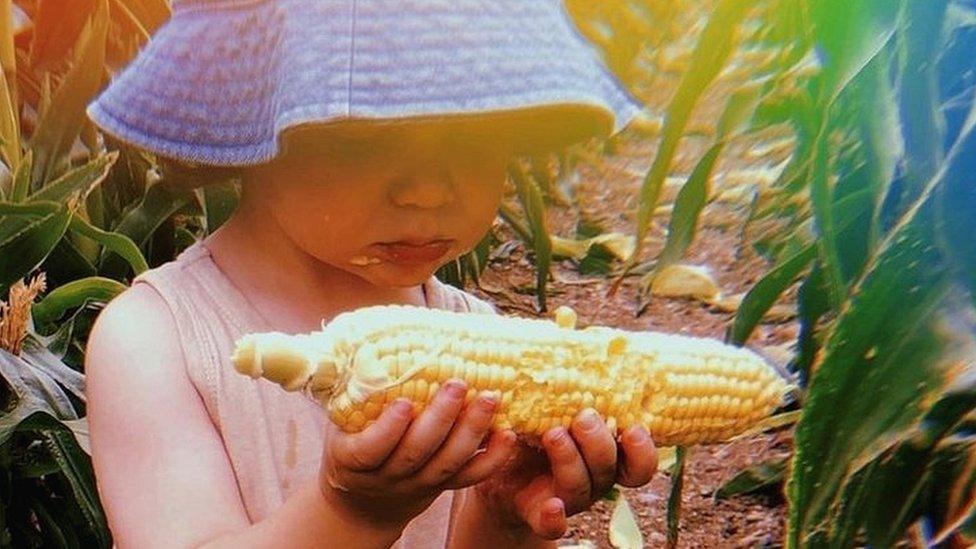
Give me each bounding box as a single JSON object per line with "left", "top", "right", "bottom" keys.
{"left": 468, "top": 131, "right": 797, "bottom": 548}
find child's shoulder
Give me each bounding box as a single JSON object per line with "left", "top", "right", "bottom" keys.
{"left": 85, "top": 282, "right": 189, "bottom": 405}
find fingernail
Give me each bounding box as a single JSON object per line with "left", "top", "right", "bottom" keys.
{"left": 478, "top": 391, "right": 498, "bottom": 411}
{"left": 577, "top": 409, "right": 600, "bottom": 432}
{"left": 544, "top": 500, "right": 564, "bottom": 520}
{"left": 444, "top": 379, "right": 466, "bottom": 399}
{"left": 393, "top": 399, "right": 414, "bottom": 418}
{"left": 546, "top": 427, "right": 568, "bottom": 445}
{"left": 626, "top": 427, "right": 649, "bottom": 445}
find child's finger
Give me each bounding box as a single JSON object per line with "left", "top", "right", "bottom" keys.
{"left": 520, "top": 495, "right": 567, "bottom": 540}
{"left": 382, "top": 379, "right": 467, "bottom": 477}
{"left": 439, "top": 429, "right": 517, "bottom": 489}
{"left": 568, "top": 408, "right": 618, "bottom": 497}
{"left": 616, "top": 426, "right": 657, "bottom": 488}
{"left": 415, "top": 391, "right": 500, "bottom": 486}
{"left": 331, "top": 398, "right": 414, "bottom": 471}
{"left": 542, "top": 426, "right": 591, "bottom": 512}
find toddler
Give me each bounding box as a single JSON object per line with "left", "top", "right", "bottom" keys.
{"left": 84, "top": 1, "right": 658, "bottom": 547}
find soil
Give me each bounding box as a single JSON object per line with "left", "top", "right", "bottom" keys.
{"left": 467, "top": 130, "right": 797, "bottom": 548}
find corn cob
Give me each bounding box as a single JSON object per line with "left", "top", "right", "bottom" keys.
{"left": 232, "top": 305, "right": 789, "bottom": 446}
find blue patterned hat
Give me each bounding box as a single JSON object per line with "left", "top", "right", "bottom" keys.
{"left": 86, "top": 0, "right": 642, "bottom": 167}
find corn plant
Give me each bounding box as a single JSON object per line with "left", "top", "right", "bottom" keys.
{"left": 579, "top": 0, "right": 976, "bottom": 546}
{"left": 0, "top": 1, "right": 246, "bottom": 546}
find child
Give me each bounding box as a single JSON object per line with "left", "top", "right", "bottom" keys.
{"left": 83, "top": 1, "right": 659, "bottom": 547}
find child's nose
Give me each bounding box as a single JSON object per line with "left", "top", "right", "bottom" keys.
{"left": 388, "top": 174, "right": 456, "bottom": 209}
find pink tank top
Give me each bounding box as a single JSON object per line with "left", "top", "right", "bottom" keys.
{"left": 131, "top": 239, "right": 495, "bottom": 548}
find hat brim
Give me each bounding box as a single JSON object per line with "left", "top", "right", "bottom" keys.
{"left": 275, "top": 103, "right": 615, "bottom": 161}
{"left": 87, "top": 0, "right": 642, "bottom": 167}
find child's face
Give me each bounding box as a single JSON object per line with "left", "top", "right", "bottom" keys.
{"left": 244, "top": 120, "right": 516, "bottom": 288}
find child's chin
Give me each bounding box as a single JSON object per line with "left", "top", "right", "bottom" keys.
{"left": 353, "top": 262, "right": 438, "bottom": 289}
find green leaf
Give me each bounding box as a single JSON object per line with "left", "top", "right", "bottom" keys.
{"left": 624, "top": 0, "right": 752, "bottom": 279}
{"left": 936, "top": 93, "right": 976, "bottom": 307}
{"left": 0, "top": 202, "right": 73, "bottom": 291}
{"left": 792, "top": 265, "right": 830, "bottom": 385}
{"left": 655, "top": 142, "right": 724, "bottom": 271}
{"left": 787, "top": 209, "right": 956, "bottom": 546}
{"left": 19, "top": 413, "right": 109, "bottom": 548}
{"left": 895, "top": 0, "right": 950, "bottom": 207}
{"left": 808, "top": 126, "right": 846, "bottom": 310}
{"left": 509, "top": 165, "right": 551, "bottom": 312}
{"left": 8, "top": 149, "right": 31, "bottom": 203}
{"left": 31, "top": 277, "right": 126, "bottom": 326}
{"left": 26, "top": 492, "right": 77, "bottom": 549}
{"left": 0, "top": 153, "right": 117, "bottom": 244}
{"left": 198, "top": 180, "right": 240, "bottom": 234}
{"left": 29, "top": 152, "right": 118, "bottom": 204}
{"left": 666, "top": 446, "right": 686, "bottom": 549}
{"left": 0, "top": 0, "right": 20, "bottom": 173}
{"left": 0, "top": 346, "right": 79, "bottom": 446}
{"left": 813, "top": 0, "right": 903, "bottom": 104}
{"left": 99, "top": 183, "right": 190, "bottom": 278}
{"left": 728, "top": 244, "right": 816, "bottom": 346}
{"left": 40, "top": 238, "right": 98, "bottom": 288}
{"left": 29, "top": 0, "right": 108, "bottom": 183}
{"left": 860, "top": 376, "right": 976, "bottom": 547}
{"left": 70, "top": 216, "right": 148, "bottom": 275}
{"left": 20, "top": 337, "right": 86, "bottom": 402}
{"left": 0, "top": 200, "right": 62, "bottom": 219}
{"left": 716, "top": 81, "right": 767, "bottom": 141}
{"left": 716, "top": 457, "right": 788, "bottom": 499}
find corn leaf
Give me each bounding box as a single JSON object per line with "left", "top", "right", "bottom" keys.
{"left": 896, "top": 0, "right": 950, "bottom": 206}
{"left": 859, "top": 377, "right": 976, "bottom": 547}
{"left": 623, "top": 0, "right": 752, "bottom": 280}
{"left": 9, "top": 149, "right": 32, "bottom": 202}
{"left": 25, "top": 492, "right": 75, "bottom": 548}
{"left": 28, "top": 0, "right": 97, "bottom": 70}
{"left": 728, "top": 244, "right": 815, "bottom": 346}
{"left": 18, "top": 413, "right": 108, "bottom": 548}
{"left": 652, "top": 142, "right": 723, "bottom": 272}
{"left": 936, "top": 92, "right": 976, "bottom": 308}
{"left": 509, "top": 165, "right": 551, "bottom": 312}
{"left": 812, "top": 0, "right": 903, "bottom": 104}
{"left": 0, "top": 202, "right": 72, "bottom": 290}
{"left": 29, "top": 152, "right": 117, "bottom": 204}
{"left": 31, "top": 276, "right": 125, "bottom": 326}
{"left": 0, "top": 0, "right": 20, "bottom": 172}
{"left": 30, "top": 0, "right": 107, "bottom": 184}
{"left": 199, "top": 180, "right": 240, "bottom": 234}
{"left": 787, "top": 209, "right": 957, "bottom": 546}
{"left": 666, "top": 446, "right": 686, "bottom": 549}
{"left": 115, "top": 0, "right": 170, "bottom": 32}
{"left": 69, "top": 216, "right": 147, "bottom": 275}
{"left": 716, "top": 457, "right": 788, "bottom": 499}
{"left": 0, "top": 149, "right": 116, "bottom": 255}
{"left": 0, "top": 346, "right": 79, "bottom": 446}
{"left": 0, "top": 200, "right": 61, "bottom": 218}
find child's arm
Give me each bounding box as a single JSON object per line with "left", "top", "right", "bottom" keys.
{"left": 85, "top": 286, "right": 408, "bottom": 548}
{"left": 87, "top": 284, "right": 520, "bottom": 548}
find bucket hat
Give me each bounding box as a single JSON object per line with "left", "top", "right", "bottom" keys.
{"left": 86, "top": 0, "right": 643, "bottom": 167}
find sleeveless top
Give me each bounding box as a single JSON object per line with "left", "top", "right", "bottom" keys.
{"left": 131, "top": 239, "right": 496, "bottom": 548}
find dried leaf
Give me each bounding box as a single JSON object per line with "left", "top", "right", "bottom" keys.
{"left": 651, "top": 264, "right": 721, "bottom": 301}
{"left": 608, "top": 493, "right": 644, "bottom": 549}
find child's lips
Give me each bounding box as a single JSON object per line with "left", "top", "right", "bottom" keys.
{"left": 371, "top": 239, "right": 454, "bottom": 264}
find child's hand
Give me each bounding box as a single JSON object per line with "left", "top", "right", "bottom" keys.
{"left": 473, "top": 409, "right": 658, "bottom": 540}
{"left": 317, "top": 379, "right": 517, "bottom": 532}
